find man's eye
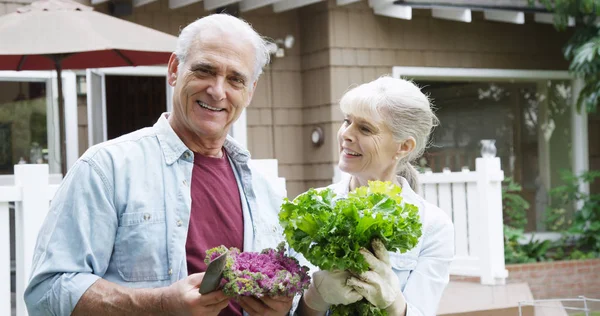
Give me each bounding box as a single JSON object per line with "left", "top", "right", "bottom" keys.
{"left": 231, "top": 77, "right": 245, "bottom": 85}
{"left": 343, "top": 119, "right": 351, "bottom": 125}
{"left": 360, "top": 126, "right": 371, "bottom": 133}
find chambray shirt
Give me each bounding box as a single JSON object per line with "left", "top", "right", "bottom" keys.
{"left": 24, "top": 113, "right": 287, "bottom": 315}
{"left": 325, "top": 175, "right": 455, "bottom": 316}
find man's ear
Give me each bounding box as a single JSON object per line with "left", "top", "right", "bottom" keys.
{"left": 167, "top": 53, "right": 179, "bottom": 86}
{"left": 397, "top": 137, "right": 416, "bottom": 159}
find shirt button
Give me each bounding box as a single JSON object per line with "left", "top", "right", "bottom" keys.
{"left": 183, "top": 151, "right": 190, "bottom": 159}
{"left": 168, "top": 268, "right": 173, "bottom": 275}
{"left": 176, "top": 220, "right": 183, "bottom": 227}
{"left": 143, "top": 213, "right": 151, "bottom": 221}
{"left": 182, "top": 180, "right": 188, "bottom": 186}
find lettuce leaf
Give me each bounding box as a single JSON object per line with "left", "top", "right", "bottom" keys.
{"left": 279, "top": 181, "right": 422, "bottom": 315}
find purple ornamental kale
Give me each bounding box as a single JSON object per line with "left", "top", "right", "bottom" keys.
{"left": 204, "top": 242, "right": 310, "bottom": 298}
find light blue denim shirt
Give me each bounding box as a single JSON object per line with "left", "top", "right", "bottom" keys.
{"left": 24, "top": 113, "right": 287, "bottom": 315}
{"left": 325, "top": 174, "right": 455, "bottom": 316}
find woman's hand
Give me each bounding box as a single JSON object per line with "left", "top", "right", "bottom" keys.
{"left": 347, "top": 239, "right": 407, "bottom": 316}
{"left": 302, "top": 270, "right": 363, "bottom": 311}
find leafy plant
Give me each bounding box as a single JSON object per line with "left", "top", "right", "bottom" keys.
{"left": 504, "top": 225, "right": 553, "bottom": 263}
{"left": 502, "top": 177, "right": 530, "bottom": 230}
{"left": 528, "top": 0, "right": 600, "bottom": 113}
{"left": 204, "top": 242, "right": 310, "bottom": 298}
{"left": 547, "top": 170, "right": 600, "bottom": 253}
{"left": 279, "top": 181, "right": 422, "bottom": 316}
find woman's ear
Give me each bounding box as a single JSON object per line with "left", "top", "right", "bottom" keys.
{"left": 397, "top": 137, "right": 416, "bottom": 159}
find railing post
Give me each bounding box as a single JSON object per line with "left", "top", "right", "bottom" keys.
{"left": 0, "top": 201, "right": 10, "bottom": 316}
{"left": 14, "top": 164, "right": 49, "bottom": 316}
{"left": 475, "top": 156, "right": 507, "bottom": 285}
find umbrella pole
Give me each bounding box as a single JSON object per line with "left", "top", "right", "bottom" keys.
{"left": 53, "top": 57, "right": 67, "bottom": 175}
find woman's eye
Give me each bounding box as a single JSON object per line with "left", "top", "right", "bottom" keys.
{"left": 360, "top": 126, "right": 371, "bottom": 133}
{"left": 343, "top": 119, "right": 351, "bottom": 125}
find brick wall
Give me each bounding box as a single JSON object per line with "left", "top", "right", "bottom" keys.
{"left": 507, "top": 259, "right": 600, "bottom": 299}
{"left": 451, "top": 259, "right": 600, "bottom": 299}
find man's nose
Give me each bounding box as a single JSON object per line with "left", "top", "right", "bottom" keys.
{"left": 207, "top": 77, "right": 226, "bottom": 101}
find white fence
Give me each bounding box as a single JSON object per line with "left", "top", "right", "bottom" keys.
{"left": 419, "top": 156, "right": 507, "bottom": 285}
{"left": 0, "top": 158, "right": 506, "bottom": 316}
{"left": 0, "top": 165, "right": 60, "bottom": 316}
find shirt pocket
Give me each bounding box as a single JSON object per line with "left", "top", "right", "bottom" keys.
{"left": 389, "top": 252, "right": 418, "bottom": 290}
{"left": 114, "top": 211, "right": 169, "bottom": 282}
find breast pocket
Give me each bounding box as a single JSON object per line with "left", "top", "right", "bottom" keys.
{"left": 389, "top": 252, "right": 418, "bottom": 291}
{"left": 114, "top": 211, "right": 169, "bottom": 282}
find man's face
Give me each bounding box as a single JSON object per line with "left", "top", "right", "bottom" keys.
{"left": 167, "top": 31, "right": 256, "bottom": 140}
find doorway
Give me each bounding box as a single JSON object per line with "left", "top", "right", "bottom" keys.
{"left": 105, "top": 75, "right": 166, "bottom": 140}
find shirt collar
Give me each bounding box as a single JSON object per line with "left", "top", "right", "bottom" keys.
{"left": 154, "top": 112, "right": 251, "bottom": 165}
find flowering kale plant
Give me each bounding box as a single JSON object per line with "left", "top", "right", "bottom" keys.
{"left": 279, "top": 181, "right": 422, "bottom": 315}
{"left": 204, "top": 242, "right": 310, "bottom": 298}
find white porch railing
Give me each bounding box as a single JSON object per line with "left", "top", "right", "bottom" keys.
{"left": 419, "top": 156, "right": 507, "bottom": 285}
{"left": 1, "top": 157, "right": 506, "bottom": 316}
{"left": 0, "top": 164, "right": 59, "bottom": 316}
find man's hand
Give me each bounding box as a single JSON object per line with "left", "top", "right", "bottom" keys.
{"left": 347, "top": 239, "right": 407, "bottom": 316}
{"left": 162, "top": 273, "right": 231, "bottom": 316}
{"left": 238, "top": 295, "right": 293, "bottom": 316}
{"left": 302, "top": 270, "right": 363, "bottom": 311}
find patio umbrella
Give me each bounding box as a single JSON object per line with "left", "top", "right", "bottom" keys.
{"left": 0, "top": 0, "right": 177, "bottom": 174}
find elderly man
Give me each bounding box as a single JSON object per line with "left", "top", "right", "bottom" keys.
{"left": 24, "top": 14, "right": 292, "bottom": 316}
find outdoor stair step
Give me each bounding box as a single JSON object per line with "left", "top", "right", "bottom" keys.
{"left": 438, "top": 281, "right": 535, "bottom": 316}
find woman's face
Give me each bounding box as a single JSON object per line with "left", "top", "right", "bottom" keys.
{"left": 337, "top": 113, "right": 401, "bottom": 181}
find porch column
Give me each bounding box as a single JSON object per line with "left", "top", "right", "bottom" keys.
{"left": 571, "top": 78, "right": 589, "bottom": 208}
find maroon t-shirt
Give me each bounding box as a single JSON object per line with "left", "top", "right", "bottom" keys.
{"left": 186, "top": 149, "right": 244, "bottom": 316}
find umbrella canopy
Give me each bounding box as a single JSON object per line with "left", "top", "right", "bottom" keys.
{"left": 0, "top": 0, "right": 178, "bottom": 174}
{"left": 0, "top": 0, "right": 177, "bottom": 70}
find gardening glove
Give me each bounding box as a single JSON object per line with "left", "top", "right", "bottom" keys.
{"left": 347, "top": 239, "right": 407, "bottom": 316}
{"left": 303, "top": 270, "right": 363, "bottom": 311}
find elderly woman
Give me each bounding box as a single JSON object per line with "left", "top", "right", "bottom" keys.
{"left": 299, "top": 76, "right": 455, "bottom": 316}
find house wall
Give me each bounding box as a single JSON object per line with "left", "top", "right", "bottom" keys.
{"left": 0, "top": 0, "right": 573, "bottom": 198}
{"left": 296, "top": 0, "right": 572, "bottom": 199}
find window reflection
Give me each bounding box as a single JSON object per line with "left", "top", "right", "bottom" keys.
{"left": 418, "top": 80, "right": 573, "bottom": 232}
{"left": 0, "top": 81, "right": 50, "bottom": 174}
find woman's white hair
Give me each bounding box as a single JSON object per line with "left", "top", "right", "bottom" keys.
{"left": 175, "top": 14, "right": 270, "bottom": 82}
{"left": 339, "top": 75, "right": 439, "bottom": 190}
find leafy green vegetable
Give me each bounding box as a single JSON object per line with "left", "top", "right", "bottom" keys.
{"left": 279, "top": 181, "right": 422, "bottom": 315}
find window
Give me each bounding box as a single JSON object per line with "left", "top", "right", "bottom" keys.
{"left": 418, "top": 80, "right": 573, "bottom": 232}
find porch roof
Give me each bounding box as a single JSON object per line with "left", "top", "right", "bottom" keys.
{"left": 90, "top": 0, "right": 568, "bottom": 26}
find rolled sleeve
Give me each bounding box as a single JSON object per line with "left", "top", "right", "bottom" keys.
{"left": 24, "top": 158, "right": 118, "bottom": 315}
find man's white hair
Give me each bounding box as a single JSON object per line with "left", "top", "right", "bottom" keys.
{"left": 339, "top": 75, "right": 439, "bottom": 189}
{"left": 175, "top": 14, "right": 270, "bottom": 82}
